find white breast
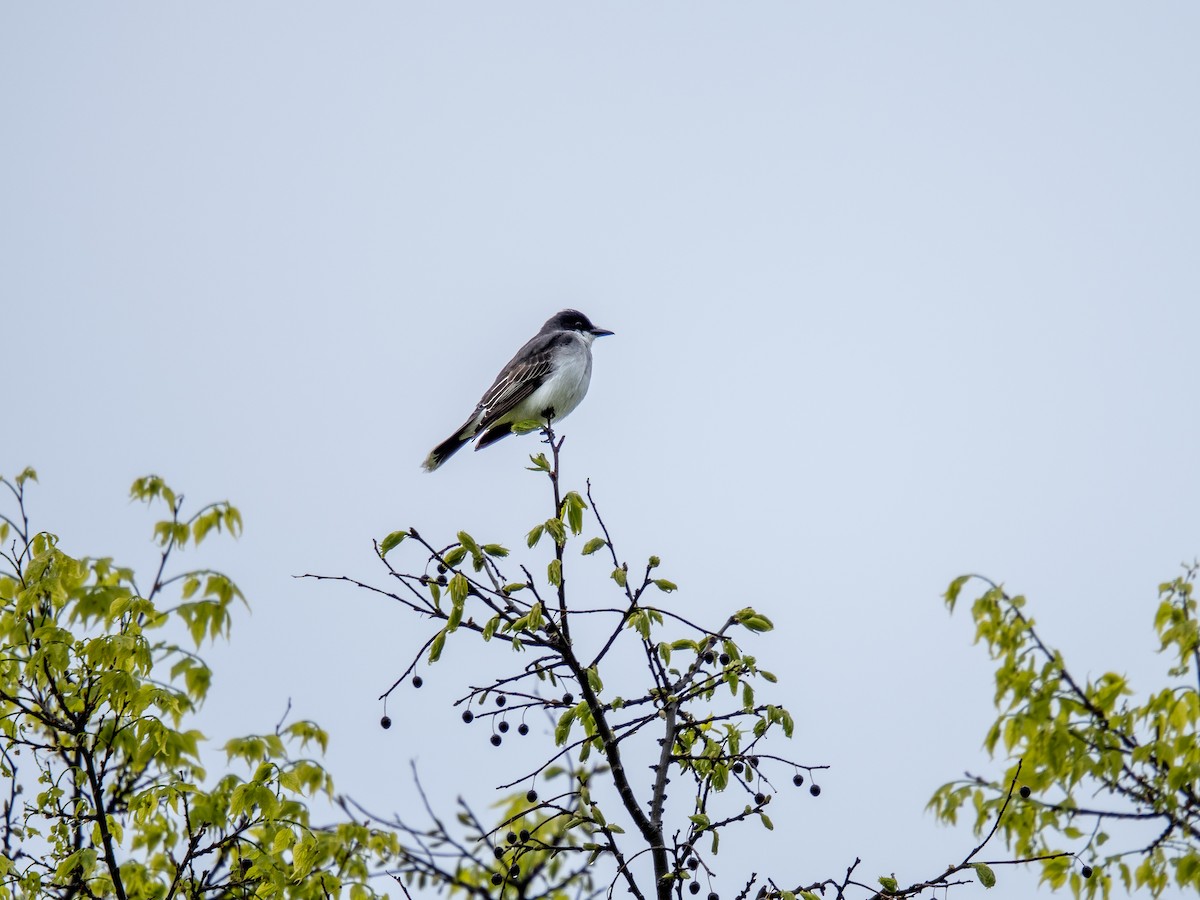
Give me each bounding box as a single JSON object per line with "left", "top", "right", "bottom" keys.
{"left": 518, "top": 334, "right": 594, "bottom": 423}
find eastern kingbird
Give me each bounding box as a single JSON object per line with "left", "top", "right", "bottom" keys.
{"left": 422, "top": 309, "right": 614, "bottom": 472}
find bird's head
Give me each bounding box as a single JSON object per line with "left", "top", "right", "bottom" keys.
{"left": 545, "top": 309, "right": 614, "bottom": 339}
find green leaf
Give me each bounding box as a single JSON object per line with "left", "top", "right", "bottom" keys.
{"left": 734, "top": 608, "right": 774, "bottom": 632}
{"left": 586, "top": 666, "right": 603, "bottom": 693}
{"left": 527, "top": 524, "right": 545, "bottom": 548}
{"left": 878, "top": 876, "right": 898, "bottom": 893}
{"left": 442, "top": 546, "right": 468, "bottom": 568}
{"left": 482, "top": 615, "right": 501, "bottom": 641}
{"left": 429, "top": 629, "right": 447, "bottom": 663}
{"left": 582, "top": 537, "right": 607, "bottom": 556}
{"left": 653, "top": 578, "right": 678, "bottom": 593}
{"left": 555, "top": 707, "right": 577, "bottom": 746}
{"left": 513, "top": 419, "right": 544, "bottom": 435}
{"left": 971, "top": 863, "right": 996, "bottom": 889}
{"left": 561, "top": 491, "right": 587, "bottom": 535}
{"left": 544, "top": 518, "right": 567, "bottom": 546}
{"left": 612, "top": 566, "right": 627, "bottom": 588}
{"left": 945, "top": 574, "right": 972, "bottom": 610}
{"left": 379, "top": 530, "right": 408, "bottom": 556}
{"left": 449, "top": 573, "right": 469, "bottom": 605}
{"left": 547, "top": 559, "right": 562, "bottom": 587}
{"left": 527, "top": 452, "right": 551, "bottom": 471}
{"left": 447, "top": 594, "right": 465, "bottom": 631}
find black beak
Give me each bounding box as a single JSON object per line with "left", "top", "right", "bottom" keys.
{"left": 591, "top": 327, "right": 615, "bottom": 338}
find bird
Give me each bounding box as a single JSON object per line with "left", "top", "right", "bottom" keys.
{"left": 422, "top": 309, "right": 614, "bottom": 471}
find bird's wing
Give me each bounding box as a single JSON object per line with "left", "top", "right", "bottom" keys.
{"left": 475, "top": 334, "right": 558, "bottom": 430}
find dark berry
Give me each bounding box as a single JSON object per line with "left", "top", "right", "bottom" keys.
{"left": 687, "top": 857, "right": 699, "bottom": 871}
{"left": 689, "top": 883, "right": 701, "bottom": 895}
{"left": 498, "top": 721, "right": 510, "bottom": 733}
{"left": 380, "top": 715, "right": 392, "bottom": 730}
{"left": 731, "top": 762, "right": 743, "bottom": 774}
{"left": 493, "top": 847, "right": 505, "bottom": 859}
{"left": 809, "top": 784, "right": 821, "bottom": 797}
{"left": 509, "top": 865, "right": 520, "bottom": 878}
{"left": 496, "top": 695, "right": 507, "bottom": 707}
{"left": 519, "top": 829, "right": 530, "bottom": 842}
{"left": 412, "top": 676, "right": 423, "bottom": 688}
{"left": 462, "top": 710, "right": 474, "bottom": 723}
{"left": 792, "top": 773, "right": 804, "bottom": 787}
{"left": 1020, "top": 785, "right": 1031, "bottom": 799}
{"left": 490, "top": 734, "right": 502, "bottom": 746}
{"left": 562, "top": 693, "right": 574, "bottom": 704}
{"left": 719, "top": 654, "right": 731, "bottom": 665}
{"left": 754, "top": 792, "right": 766, "bottom": 805}
{"left": 1081, "top": 865, "right": 1093, "bottom": 879}
{"left": 526, "top": 789, "right": 538, "bottom": 802}
{"left": 708, "top": 893, "right": 719, "bottom": 900}
{"left": 437, "top": 575, "right": 447, "bottom": 585}
{"left": 491, "top": 873, "right": 502, "bottom": 885}
{"left": 703, "top": 651, "right": 715, "bottom": 664}
{"left": 506, "top": 831, "right": 518, "bottom": 844}
{"left": 749, "top": 756, "right": 759, "bottom": 768}
{"left": 437, "top": 564, "right": 447, "bottom": 574}
{"left": 518, "top": 723, "right": 530, "bottom": 735}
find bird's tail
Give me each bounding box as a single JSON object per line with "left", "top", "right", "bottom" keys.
{"left": 422, "top": 434, "right": 471, "bottom": 471}
{"left": 422, "top": 418, "right": 479, "bottom": 472}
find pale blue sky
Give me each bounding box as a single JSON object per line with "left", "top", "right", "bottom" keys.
{"left": 3, "top": 5, "right": 1199, "bottom": 898}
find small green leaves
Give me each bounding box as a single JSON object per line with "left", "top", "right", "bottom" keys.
{"left": 547, "top": 559, "right": 563, "bottom": 587}
{"left": 970, "top": 863, "right": 996, "bottom": 888}
{"left": 582, "top": 537, "right": 607, "bottom": 556}
{"left": 513, "top": 419, "right": 544, "bottom": 435}
{"left": 457, "top": 531, "right": 480, "bottom": 558}
{"left": 0, "top": 475, "right": 416, "bottom": 900}
{"left": 560, "top": 491, "right": 587, "bottom": 535}
{"left": 189, "top": 502, "right": 243, "bottom": 545}
{"left": 733, "top": 608, "right": 773, "bottom": 633}
{"left": 130, "top": 474, "right": 175, "bottom": 506}
{"left": 429, "top": 628, "right": 448, "bottom": 662}
{"left": 878, "top": 875, "right": 898, "bottom": 893}
{"left": 448, "top": 573, "right": 469, "bottom": 606}
{"left": 379, "top": 530, "right": 408, "bottom": 556}
{"left": 653, "top": 578, "right": 678, "bottom": 593}
{"left": 585, "top": 666, "right": 603, "bottom": 693}
{"left": 612, "top": 566, "right": 628, "bottom": 588}
{"left": 527, "top": 524, "right": 545, "bottom": 548}
{"left": 944, "top": 574, "right": 972, "bottom": 611}
{"left": 554, "top": 705, "right": 577, "bottom": 746}
{"left": 527, "top": 452, "right": 551, "bottom": 472}
{"left": 543, "top": 518, "right": 567, "bottom": 546}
